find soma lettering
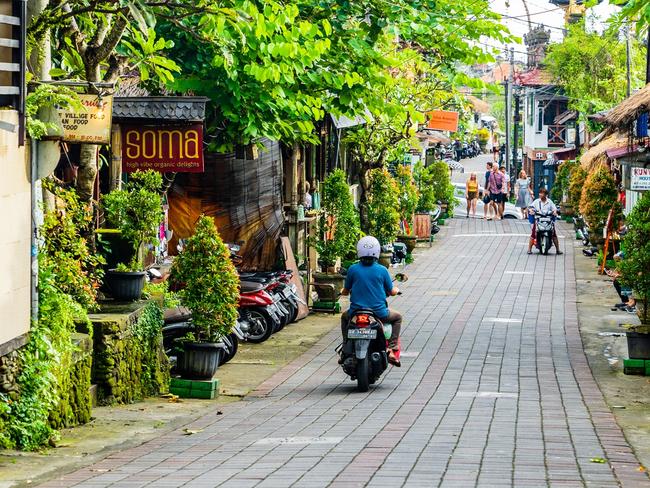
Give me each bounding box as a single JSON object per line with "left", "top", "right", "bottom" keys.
{"left": 125, "top": 128, "right": 200, "bottom": 160}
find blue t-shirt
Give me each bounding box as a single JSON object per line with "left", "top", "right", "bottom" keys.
{"left": 344, "top": 262, "right": 393, "bottom": 318}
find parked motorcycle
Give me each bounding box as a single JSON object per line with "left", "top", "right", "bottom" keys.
{"left": 533, "top": 211, "right": 556, "bottom": 255}
{"left": 162, "top": 308, "right": 245, "bottom": 368}
{"left": 238, "top": 280, "right": 282, "bottom": 343}
{"left": 337, "top": 273, "right": 408, "bottom": 392}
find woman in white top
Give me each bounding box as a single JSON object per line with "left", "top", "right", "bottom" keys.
{"left": 514, "top": 170, "right": 533, "bottom": 219}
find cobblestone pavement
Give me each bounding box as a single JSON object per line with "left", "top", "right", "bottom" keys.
{"left": 39, "top": 219, "right": 649, "bottom": 488}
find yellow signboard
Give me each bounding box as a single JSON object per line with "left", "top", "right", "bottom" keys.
{"left": 57, "top": 94, "right": 113, "bottom": 144}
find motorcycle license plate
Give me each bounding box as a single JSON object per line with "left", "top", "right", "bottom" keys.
{"left": 282, "top": 288, "right": 293, "bottom": 299}
{"left": 348, "top": 328, "right": 377, "bottom": 340}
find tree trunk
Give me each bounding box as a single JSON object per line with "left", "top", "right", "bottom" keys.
{"left": 358, "top": 165, "right": 370, "bottom": 233}
{"left": 77, "top": 144, "right": 98, "bottom": 201}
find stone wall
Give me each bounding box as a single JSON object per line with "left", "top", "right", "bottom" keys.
{"left": 0, "top": 350, "right": 20, "bottom": 400}
{"left": 84, "top": 301, "right": 169, "bottom": 405}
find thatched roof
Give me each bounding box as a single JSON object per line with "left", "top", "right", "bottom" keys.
{"left": 466, "top": 95, "right": 489, "bottom": 113}
{"left": 580, "top": 132, "right": 628, "bottom": 171}
{"left": 604, "top": 83, "right": 650, "bottom": 129}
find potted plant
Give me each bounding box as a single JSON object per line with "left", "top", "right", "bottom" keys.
{"left": 552, "top": 159, "right": 578, "bottom": 215}
{"left": 102, "top": 170, "right": 163, "bottom": 301}
{"left": 579, "top": 164, "right": 619, "bottom": 248}
{"left": 619, "top": 192, "right": 650, "bottom": 357}
{"left": 170, "top": 215, "right": 240, "bottom": 379}
{"left": 314, "top": 169, "right": 361, "bottom": 294}
{"left": 367, "top": 168, "right": 400, "bottom": 268}
{"left": 413, "top": 162, "right": 436, "bottom": 239}
{"left": 395, "top": 164, "right": 419, "bottom": 253}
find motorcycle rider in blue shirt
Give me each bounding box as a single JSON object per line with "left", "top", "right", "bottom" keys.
{"left": 340, "top": 236, "right": 402, "bottom": 366}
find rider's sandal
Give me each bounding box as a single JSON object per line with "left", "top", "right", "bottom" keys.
{"left": 387, "top": 349, "right": 401, "bottom": 368}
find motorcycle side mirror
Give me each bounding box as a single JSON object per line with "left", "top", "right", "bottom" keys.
{"left": 394, "top": 273, "right": 408, "bottom": 283}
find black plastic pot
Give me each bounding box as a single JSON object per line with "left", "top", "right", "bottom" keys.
{"left": 105, "top": 270, "right": 146, "bottom": 301}
{"left": 181, "top": 342, "right": 226, "bottom": 379}
{"left": 626, "top": 331, "right": 650, "bottom": 359}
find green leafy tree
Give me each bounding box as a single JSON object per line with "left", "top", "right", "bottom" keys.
{"left": 367, "top": 168, "right": 400, "bottom": 245}
{"left": 545, "top": 20, "right": 646, "bottom": 125}
{"left": 170, "top": 216, "right": 240, "bottom": 342}
{"left": 619, "top": 191, "right": 650, "bottom": 324}
{"left": 316, "top": 169, "right": 361, "bottom": 270}
{"left": 551, "top": 159, "right": 579, "bottom": 204}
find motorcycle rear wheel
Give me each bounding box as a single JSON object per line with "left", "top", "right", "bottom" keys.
{"left": 220, "top": 333, "right": 239, "bottom": 365}
{"left": 246, "top": 308, "right": 274, "bottom": 343}
{"left": 356, "top": 357, "right": 370, "bottom": 392}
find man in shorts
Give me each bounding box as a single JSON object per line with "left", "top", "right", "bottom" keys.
{"left": 487, "top": 164, "right": 504, "bottom": 220}
{"left": 499, "top": 166, "right": 509, "bottom": 219}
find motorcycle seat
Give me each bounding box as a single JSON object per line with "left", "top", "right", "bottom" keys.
{"left": 240, "top": 281, "right": 265, "bottom": 293}
{"left": 164, "top": 306, "right": 192, "bottom": 324}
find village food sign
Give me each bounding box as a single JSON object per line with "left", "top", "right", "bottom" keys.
{"left": 122, "top": 124, "right": 204, "bottom": 173}
{"left": 56, "top": 94, "right": 113, "bottom": 144}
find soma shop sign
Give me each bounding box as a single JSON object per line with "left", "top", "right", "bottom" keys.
{"left": 122, "top": 124, "right": 204, "bottom": 173}
{"left": 427, "top": 110, "right": 459, "bottom": 132}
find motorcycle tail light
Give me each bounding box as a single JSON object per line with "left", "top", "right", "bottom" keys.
{"left": 355, "top": 314, "right": 370, "bottom": 328}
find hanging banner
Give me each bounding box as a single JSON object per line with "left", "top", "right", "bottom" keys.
{"left": 631, "top": 167, "right": 650, "bottom": 191}
{"left": 57, "top": 94, "right": 113, "bottom": 144}
{"left": 122, "top": 124, "right": 204, "bottom": 173}
{"left": 427, "top": 110, "right": 459, "bottom": 132}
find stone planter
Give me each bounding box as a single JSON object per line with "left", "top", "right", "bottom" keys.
{"left": 627, "top": 332, "right": 650, "bottom": 359}
{"left": 313, "top": 272, "right": 345, "bottom": 300}
{"left": 105, "top": 270, "right": 146, "bottom": 301}
{"left": 181, "top": 342, "right": 226, "bottom": 380}
{"left": 379, "top": 252, "right": 392, "bottom": 269}
{"left": 397, "top": 235, "right": 417, "bottom": 254}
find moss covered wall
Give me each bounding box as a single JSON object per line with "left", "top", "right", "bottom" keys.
{"left": 49, "top": 334, "right": 93, "bottom": 429}
{"left": 87, "top": 301, "right": 169, "bottom": 405}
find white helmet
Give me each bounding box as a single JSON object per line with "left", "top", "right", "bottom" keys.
{"left": 357, "top": 236, "right": 381, "bottom": 259}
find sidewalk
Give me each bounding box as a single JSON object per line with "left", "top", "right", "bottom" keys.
{"left": 572, "top": 231, "right": 650, "bottom": 469}
{"left": 0, "top": 314, "right": 338, "bottom": 488}
{"left": 31, "top": 217, "right": 650, "bottom": 488}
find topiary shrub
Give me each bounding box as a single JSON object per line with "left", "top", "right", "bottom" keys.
{"left": 367, "top": 168, "right": 400, "bottom": 245}
{"left": 579, "top": 164, "right": 619, "bottom": 238}
{"left": 171, "top": 216, "right": 239, "bottom": 342}
{"left": 395, "top": 164, "right": 419, "bottom": 233}
{"left": 315, "top": 169, "right": 361, "bottom": 271}
{"left": 102, "top": 170, "right": 163, "bottom": 270}
{"left": 619, "top": 191, "right": 650, "bottom": 324}
{"left": 552, "top": 159, "right": 578, "bottom": 204}
{"left": 568, "top": 165, "right": 588, "bottom": 210}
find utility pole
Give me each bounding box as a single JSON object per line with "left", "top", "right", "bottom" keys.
{"left": 625, "top": 23, "right": 631, "bottom": 97}
{"left": 512, "top": 89, "right": 521, "bottom": 194}
{"left": 505, "top": 47, "right": 514, "bottom": 178}
{"left": 646, "top": 29, "right": 650, "bottom": 84}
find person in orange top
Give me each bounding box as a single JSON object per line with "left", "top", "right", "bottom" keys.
{"left": 465, "top": 172, "right": 479, "bottom": 218}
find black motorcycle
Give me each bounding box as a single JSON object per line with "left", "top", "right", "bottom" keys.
{"left": 338, "top": 274, "right": 408, "bottom": 392}
{"left": 534, "top": 211, "right": 556, "bottom": 255}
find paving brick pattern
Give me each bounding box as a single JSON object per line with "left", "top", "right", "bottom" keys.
{"left": 39, "top": 219, "right": 649, "bottom": 487}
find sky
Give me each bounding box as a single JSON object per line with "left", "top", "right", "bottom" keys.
{"left": 487, "top": 0, "right": 619, "bottom": 62}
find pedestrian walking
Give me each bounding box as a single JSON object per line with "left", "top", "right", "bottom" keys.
{"left": 514, "top": 170, "right": 533, "bottom": 219}
{"left": 483, "top": 162, "right": 494, "bottom": 220}
{"left": 486, "top": 164, "right": 504, "bottom": 221}
{"left": 492, "top": 145, "right": 499, "bottom": 163}
{"left": 465, "top": 172, "right": 479, "bottom": 218}
{"left": 499, "top": 166, "right": 509, "bottom": 219}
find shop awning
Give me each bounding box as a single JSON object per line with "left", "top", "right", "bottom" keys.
{"left": 112, "top": 96, "right": 209, "bottom": 122}
{"left": 606, "top": 145, "right": 639, "bottom": 160}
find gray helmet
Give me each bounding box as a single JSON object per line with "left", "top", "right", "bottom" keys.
{"left": 357, "top": 236, "right": 381, "bottom": 259}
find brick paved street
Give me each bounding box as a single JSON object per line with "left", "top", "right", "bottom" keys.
{"left": 39, "top": 218, "right": 650, "bottom": 488}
